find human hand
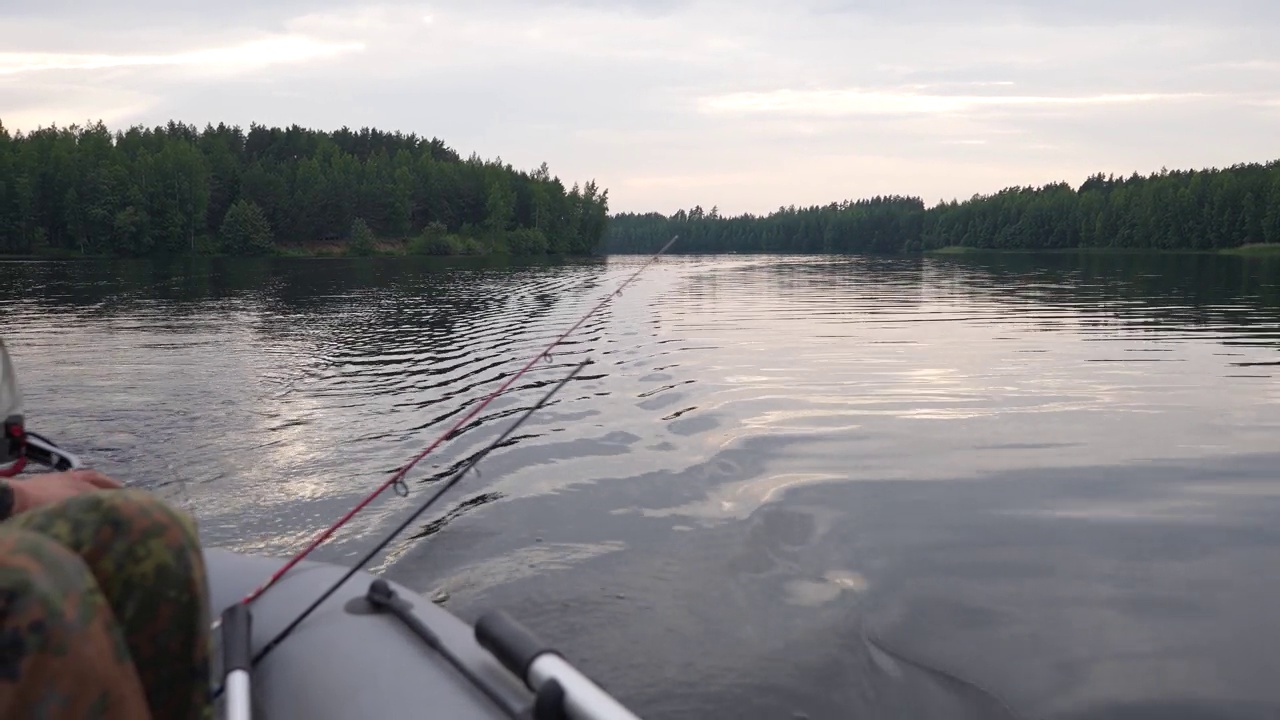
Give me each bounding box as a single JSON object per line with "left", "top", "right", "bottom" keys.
{"left": 9, "top": 469, "right": 123, "bottom": 515}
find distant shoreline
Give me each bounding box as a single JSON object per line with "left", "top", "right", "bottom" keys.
{"left": 0, "top": 238, "right": 598, "bottom": 261}
{"left": 8, "top": 244, "right": 1278, "bottom": 261}
{"left": 922, "top": 244, "right": 1280, "bottom": 257}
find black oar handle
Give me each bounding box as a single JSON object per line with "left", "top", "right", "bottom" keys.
{"left": 221, "top": 603, "right": 254, "bottom": 720}
{"left": 222, "top": 603, "right": 253, "bottom": 674}
{"left": 475, "top": 610, "right": 561, "bottom": 681}
{"left": 475, "top": 611, "right": 643, "bottom": 720}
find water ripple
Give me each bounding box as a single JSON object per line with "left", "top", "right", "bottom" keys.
{"left": 4, "top": 253, "right": 1280, "bottom": 719}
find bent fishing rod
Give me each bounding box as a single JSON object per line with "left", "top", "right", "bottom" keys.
{"left": 250, "top": 356, "right": 592, "bottom": 667}
{"left": 209, "top": 239, "right": 676, "bottom": 718}
{"left": 240, "top": 234, "right": 677, "bottom": 608}
{"left": 209, "top": 356, "right": 602, "bottom": 717}
{"left": 213, "top": 358, "right": 599, "bottom": 719}
{"left": 6, "top": 241, "right": 674, "bottom": 720}
{"left": 240, "top": 235, "right": 680, "bottom": 604}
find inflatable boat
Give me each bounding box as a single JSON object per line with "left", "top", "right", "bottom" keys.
{"left": 203, "top": 547, "right": 636, "bottom": 720}
{"left": 1, "top": 338, "right": 642, "bottom": 720}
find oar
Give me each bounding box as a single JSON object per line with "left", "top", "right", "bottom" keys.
{"left": 476, "top": 611, "right": 641, "bottom": 720}
{"left": 220, "top": 603, "right": 254, "bottom": 720}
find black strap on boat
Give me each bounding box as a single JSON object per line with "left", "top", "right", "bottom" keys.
{"left": 365, "top": 579, "right": 529, "bottom": 719}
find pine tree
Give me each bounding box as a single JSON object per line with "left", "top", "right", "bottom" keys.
{"left": 348, "top": 217, "right": 375, "bottom": 256}
{"left": 219, "top": 199, "right": 272, "bottom": 254}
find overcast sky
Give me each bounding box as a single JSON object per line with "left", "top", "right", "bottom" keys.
{"left": 3, "top": 0, "right": 1278, "bottom": 215}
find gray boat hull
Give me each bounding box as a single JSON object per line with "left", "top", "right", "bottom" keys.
{"left": 206, "top": 548, "right": 533, "bottom": 720}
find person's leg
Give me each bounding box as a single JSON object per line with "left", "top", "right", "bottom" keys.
{"left": 0, "top": 526, "right": 151, "bottom": 719}
{"left": 9, "top": 489, "right": 211, "bottom": 720}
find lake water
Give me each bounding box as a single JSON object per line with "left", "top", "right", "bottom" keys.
{"left": 3, "top": 252, "right": 1280, "bottom": 719}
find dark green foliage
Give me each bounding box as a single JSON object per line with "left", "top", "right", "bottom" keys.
{"left": 408, "top": 235, "right": 485, "bottom": 256}
{"left": 505, "top": 227, "right": 549, "bottom": 255}
{"left": 0, "top": 120, "right": 608, "bottom": 256}
{"left": 406, "top": 221, "right": 485, "bottom": 256}
{"left": 607, "top": 197, "right": 926, "bottom": 254}
{"left": 347, "top": 217, "right": 375, "bottom": 256}
{"left": 606, "top": 162, "right": 1280, "bottom": 254}
{"left": 218, "top": 199, "right": 273, "bottom": 255}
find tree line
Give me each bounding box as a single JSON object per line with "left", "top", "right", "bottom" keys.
{"left": 0, "top": 120, "right": 610, "bottom": 257}
{"left": 606, "top": 161, "right": 1280, "bottom": 254}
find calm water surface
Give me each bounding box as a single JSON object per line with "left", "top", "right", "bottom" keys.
{"left": 3, "top": 252, "right": 1280, "bottom": 719}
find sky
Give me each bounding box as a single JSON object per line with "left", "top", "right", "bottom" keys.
{"left": 2, "top": 0, "right": 1279, "bottom": 215}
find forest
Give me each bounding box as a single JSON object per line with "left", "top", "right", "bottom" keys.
{"left": 606, "top": 161, "right": 1280, "bottom": 254}
{"left": 6, "top": 117, "right": 1277, "bottom": 258}
{"left": 0, "top": 120, "right": 610, "bottom": 257}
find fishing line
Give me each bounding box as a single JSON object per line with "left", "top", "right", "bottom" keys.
{"left": 239, "top": 236, "right": 677, "bottom": 606}
{"left": 248, "top": 357, "right": 592, "bottom": 670}
{"left": 210, "top": 358, "right": 593, "bottom": 701}
{"left": 208, "top": 358, "right": 588, "bottom": 702}
{"left": 210, "top": 238, "right": 678, "bottom": 702}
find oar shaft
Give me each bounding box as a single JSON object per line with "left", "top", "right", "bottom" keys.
{"left": 224, "top": 671, "right": 251, "bottom": 720}
{"left": 529, "top": 654, "right": 641, "bottom": 720}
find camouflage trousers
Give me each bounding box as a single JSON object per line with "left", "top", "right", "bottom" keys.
{"left": 0, "top": 489, "right": 210, "bottom": 720}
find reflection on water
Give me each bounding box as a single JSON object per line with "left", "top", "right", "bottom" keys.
{"left": 2, "top": 251, "right": 1280, "bottom": 719}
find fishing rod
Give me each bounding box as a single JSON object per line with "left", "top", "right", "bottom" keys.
{"left": 208, "top": 239, "right": 677, "bottom": 714}
{"left": 207, "top": 357, "right": 590, "bottom": 707}
{"left": 239, "top": 235, "right": 678, "bottom": 608}
{"left": 250, "top": 357, "right": 590, "bottom": 668}
{"left": 7, "top": 241, "right": 676, "bottom": 719}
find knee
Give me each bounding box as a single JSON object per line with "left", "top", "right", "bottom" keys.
{"left": 11, "top": 489, "right": 204, "bottom": 572}
{"left": 67, "top": 489, "right": 199, "bottom": 546}
{"left": 92, "top": 489, "right": 199, "bottom": 538}
{"left": 0, "top": 532, "right": 150, "bottom": 716}
{"left": 86, "top": 490, "right": 206, "bottom": 572}
{"left": 0, "top": 530, "right": 103, "bottom": 650}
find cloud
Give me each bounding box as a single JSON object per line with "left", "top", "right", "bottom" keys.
{"left": 807, "top": 0, "right": 1280, "bottom": 26}
{"left": 1, "top": 0, "right": 1278, "bottom": 214}
{"left": 698, "top": 88, "right": 1211, "bottom": 118}
{"left": 0, "top": 36, "right": 364, "bottom": 77}
{"left": 0, "top": 84, "right": 156, "bottom": 134}
{"left": 1200, "top": 59, "right": 1280, "bottom": 72}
